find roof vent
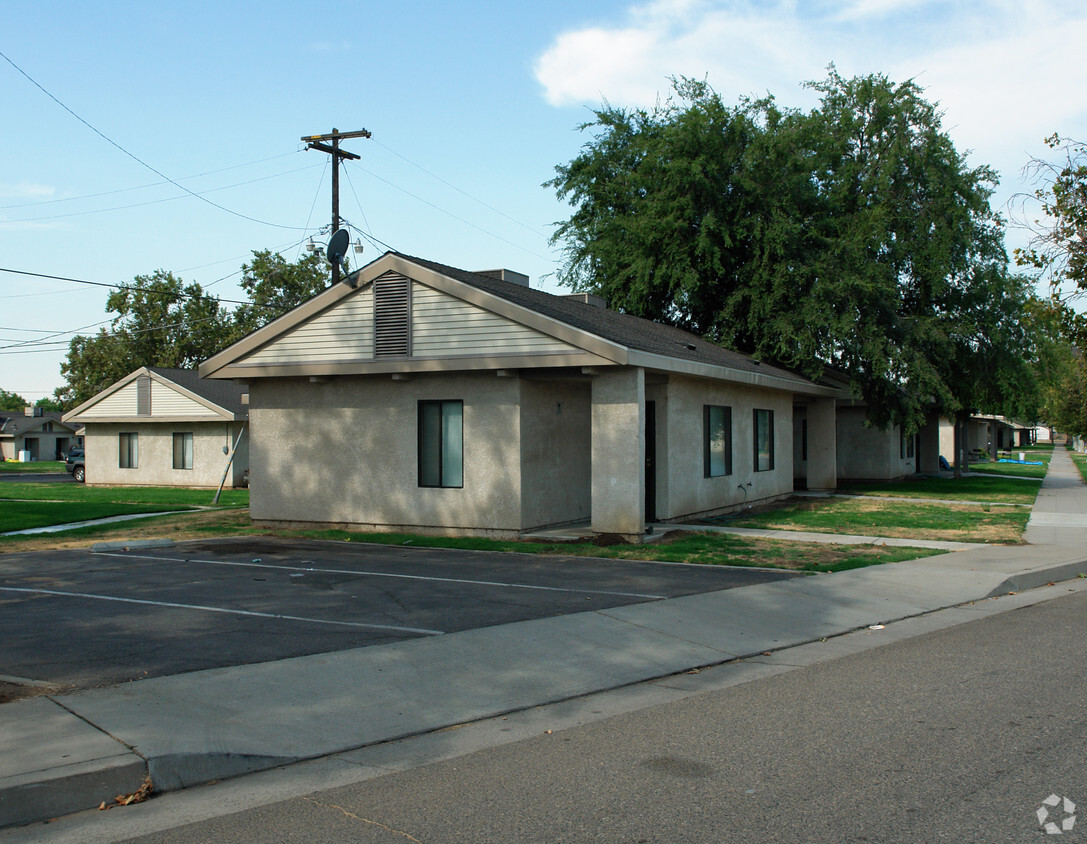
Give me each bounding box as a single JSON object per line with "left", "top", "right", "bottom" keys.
{"left": 475, "top": 269, "right": 529, "bottom": 288}
{"left": 562, "top": 293, "right": 607, "bottom": 309}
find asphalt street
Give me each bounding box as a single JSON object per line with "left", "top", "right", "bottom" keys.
{"left": 91, "top": 586, "right": 1087, "bottom": 844}
{"left": 0, "top": 536, "right": 797, "bottom": 692}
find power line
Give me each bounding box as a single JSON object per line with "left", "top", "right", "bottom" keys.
{"left": 0, "top": 151, "right": 303, "bottom": 211}
{"left": 2, "top": 164, "right": 322, "bottom": 224}
{"left": 373, "top": 138, "right": 549, "bottom": 239}
{"left": 0, "top": 48, "right": 308, "bottom": 231}
{"left": 347, "top": 160, "right": 551, "bottom": 260}
{"left": 0, "top": 266, "right": 260, "bottom": 308}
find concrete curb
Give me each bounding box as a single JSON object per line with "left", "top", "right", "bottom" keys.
{"left": 4, "top": 550, "right": 1086, "bottom": 830}
{"left": 0, "top": 699, "right": 147, "bottom": 828}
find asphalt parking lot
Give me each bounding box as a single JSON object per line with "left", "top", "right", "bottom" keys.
{"left": 0, "top": 536, "right": 799, "bottom": 695}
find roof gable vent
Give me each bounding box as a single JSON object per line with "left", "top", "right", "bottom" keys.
{"left": 137, "top": 375, "right": 151, "bottom": 415}
{"left": 374, "top": 272, "right": 411, "bottom": 357}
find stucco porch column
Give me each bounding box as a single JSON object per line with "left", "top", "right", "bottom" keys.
{"left": 917, "top": 413, "right": 941, "bottom": 473}
{"left": 590, "top": 367, "right": 645, "bottom": 540}
{"left": 805, "top": 397, "right": 837, "bottom": 491}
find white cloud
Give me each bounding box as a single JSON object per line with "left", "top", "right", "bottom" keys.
{"left": 0, "top": 182, "right": 55, "bottom": 200}
{"left": 533, "top": 0, "right": 1087, "bottom": 210}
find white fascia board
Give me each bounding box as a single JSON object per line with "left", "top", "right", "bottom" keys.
{"left": 626, "top": 350, "right": 840, "bottom": 397}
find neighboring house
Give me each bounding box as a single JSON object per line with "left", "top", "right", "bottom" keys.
{"left": 0, "top": 409, "right": 80, "bottom": 461}
{"left": 199, "top": 252, "right": 840, "bottom": 541}
{"left": 793, "top": 371, "right": 940, "bottom": 484}
{"left": 63, "top": 367, "right": 248, "bottom": 488}
{"left": 938, "top": 415, "right": 1011, "bottom": 464}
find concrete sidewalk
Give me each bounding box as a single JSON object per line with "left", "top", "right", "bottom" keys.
{"left": 3, "top": 455, "right": 1087, "bottom": 830}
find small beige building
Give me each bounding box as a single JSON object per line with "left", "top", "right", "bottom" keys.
{"left": 0, "top": 409, "right": 80, "bottom": 462}
{"left": 200, "top": 252, "right": 839, "bottom": 540}
{"left": 63, "top": 367, "right": 248, "bottom": 487}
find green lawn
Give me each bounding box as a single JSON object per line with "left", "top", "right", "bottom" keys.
{"left": 0, "top": 483, "right": 248, "bottom": 507}
{"left": 839, "top": 475, "right": 1041, "bottom": 505}
{"left": 0, "top": 460, "right": 66, "bottom": 473}
{"left": 725, "top": 496, "right": 1028, "bottom": 543}
{"left": 968, "top": 448, "right": 1051, "bottom": 479}
{"left": 279, "top": 526, "right": 945, "bottom": 574}
{"left": 0, "top": 501, "right": 194, "bottom": 533}
{"left": 0, "top": 507, "right": 943, "bottom": 574}
{"left": 1071, "top": 453, "right": 1087, "bottom": 483}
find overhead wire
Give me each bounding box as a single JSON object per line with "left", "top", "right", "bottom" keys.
{"left": 345, "top": 160, "right": 551, "bottom": 260}
{"left": 372, "top": 138, "right": 549, "bottom": 239}
{"left": 2, "top": 164, "right": 323, "bottom": 224}
{"left": 0, "top": 48, "right": 308, "bottom": 231}
{"left": 0, "top": 151, "right": 303, "bottom": 211}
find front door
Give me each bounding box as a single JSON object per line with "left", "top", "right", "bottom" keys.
{"left": 645, "top": 401, "right": 657, "bottom": 523}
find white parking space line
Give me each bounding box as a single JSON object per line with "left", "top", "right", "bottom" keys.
{"left": 0, "top": 586, "right": 444, "bottom": 636}
{"left": 94, "top": 551, "right": 668, "bottom": 600}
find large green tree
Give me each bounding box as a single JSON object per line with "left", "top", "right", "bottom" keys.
{"left": 228, "top": 249, "right": 332, "bottom": 341}
{"left": 548, "top": 70, "right": 1023, "bottom": 432}
{"left": 56, "top": 271, "right": 233, "bottom": 408}
{"left": 0, "top": 389, "right": 29, "bottom": 412}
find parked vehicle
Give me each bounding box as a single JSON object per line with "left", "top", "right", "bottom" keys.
{"left": 65, "top": 447, "right": 85, "bottom": 483}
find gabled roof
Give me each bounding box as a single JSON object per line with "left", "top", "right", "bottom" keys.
{"left": 63, "top": 367, "right": 247, "bottom": 423}
{"left": 200, "top": 252, "right": 837, "bottom": 397}
{"left": 0, "top": 411, "right": 77, "bottom": 438}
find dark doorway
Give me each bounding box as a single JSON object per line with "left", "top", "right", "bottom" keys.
{"left": 645, "top": 400, "right": 657, "bottom": 522}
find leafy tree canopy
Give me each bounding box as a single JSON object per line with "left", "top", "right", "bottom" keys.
{"left": 53, "top": 251, "right": 333, "bottom": 410}
{"left": 0, "top": 389, "right": 29, "bottom": 412}
{"left": 548, "top": 69, "right": 1022, "bottom": 432}
{"left": 228, "top": 249, "right": 332, "bottom": 341}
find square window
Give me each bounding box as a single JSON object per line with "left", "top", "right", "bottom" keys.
{"left": 418, "top": 400, "right": 463, "bottom": 488}
{"left": 704, "top": 405, "right": 732, "bottom": 477}
{"left": 754, "top": 409, "right": 774, "bottom": 472}
{"left": 119, "top": 432, "right": 138, "bottom": 469}
{"left": 173, "top": 432, "right": 193, "bottom": 470}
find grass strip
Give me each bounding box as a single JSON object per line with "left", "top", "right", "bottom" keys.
{"left": 725, "top": 496, "right": 1028, "bottom": 543}
{"left": 0, "top": 509, "right": 943, "bottom": 573}
{"left": 839, "top": 475, "right": 1040, "bottom": 505}
{"left": 0, "top": 483, "right": 248, "bottom": 507}
{"left": 0, "top": 501, "right": 194, "bottom": 533}
{"left": 0, "top": 460, "right": 66, "bottom": 474}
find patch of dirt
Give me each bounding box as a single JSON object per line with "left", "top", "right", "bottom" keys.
{"left": 0, "top": 681, "right": 54, "bottom": 705}
{"left": 0, "top": 509, "right": 255, "bottom": 554}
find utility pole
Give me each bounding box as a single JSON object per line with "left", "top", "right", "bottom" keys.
{"left": 301, "top": 127, "right": 371, "bottom": 285}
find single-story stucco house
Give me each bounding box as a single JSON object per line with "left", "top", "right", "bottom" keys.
{"left": 199, "top": 252, "right": 840, "bottom": 541}
{"left": 63, "top": 367, "right": 248, "bottom": 488}
{"left": 0, "top": 409, "right": 80, "bottom": 462}
{"left": 793, "top": 369, "right": 940, "bottom": 484}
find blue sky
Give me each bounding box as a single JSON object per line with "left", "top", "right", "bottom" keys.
{"left": 3, "top": 0, "right": 1086, "bottom": 402}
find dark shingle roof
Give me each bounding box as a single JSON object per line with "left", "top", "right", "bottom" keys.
{"left": 395, "top": 253, "right": 814, "bottom": 388}
{"left": 146, "top": 367, "right": 247, "bottom": 414}
{"left": 0, "top": 411, "right": 75, "bottom": 437}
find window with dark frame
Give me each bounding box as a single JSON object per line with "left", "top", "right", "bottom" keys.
{"left": 754, "top": 409, "right": 774, "bottom": 471}
{"left": 173, "top": 432, "right": 193, "bottom": 470}
{"left": 703, "top": 405, "right": 732, "bottom": 477}
{"left": 119, "top": 432, "right": 138, "bottom": 469}
{"left": 418, "top": 400, "right": 463, "bottom": 488}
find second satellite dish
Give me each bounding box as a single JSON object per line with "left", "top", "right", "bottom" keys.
{"left": 326, "top": 229, "right": 350, "bottom": 265}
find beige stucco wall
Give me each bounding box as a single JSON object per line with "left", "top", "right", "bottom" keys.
{"left": 518, "top": 378, "right": 592, "bottom": 530}
{"left": 248, "top": 373, "right": 522, "bottom": 535}
{"left": 657, "top": 376, "right": 794, "bottom": 520}
{"left": 835, "top": 406, "right": 915, "bottom": 481}
{"left": 84, "top": 421, "right": 247, "bottom": 487}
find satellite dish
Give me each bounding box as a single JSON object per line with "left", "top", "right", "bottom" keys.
{"left": 326, "top": 229, "right": 350, "bottom": 265}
